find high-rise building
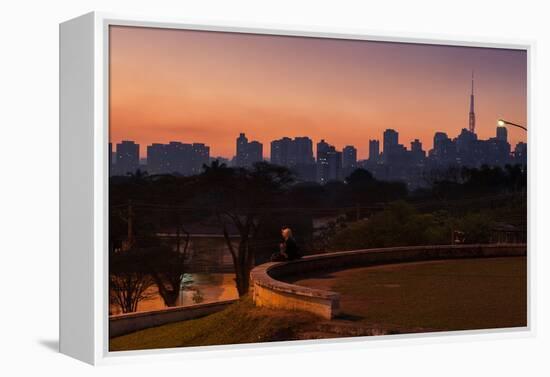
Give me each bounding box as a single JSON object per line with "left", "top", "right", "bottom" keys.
{"left": 165, "top": 142, "right": 193, "bottom": 174}
{"left": 342, "top": 145, "right": 357, "bottom": 169}
{"left": 382, "top": 129, "right": 408, "bottom": 164}
{"left": 410, "top": 139, "right": 426, "bottom": 164}
{"left": 456, "top": 128, "right": 477, "bottom": 154}
{"left": 410, "top": 139, "right": 423, "bottom": 153}
{"left": 271, "top": 137, "right": 315, "bottom": 181}
{"left": 383, "top": 129, "right": 399, "bottom": 158}
{"left": 236, "top": 133, "right": 249, "bottom": 167}
{"left": 291, "top": 137, "right": 315, "bottom": 166}
{"left": 235, "top": 133, "right": 263, "bottom": 167}
{"left": 431, "top": 132, "right": 456, "bottom": 165}
{"left": 116, "top": 140, "right": 139, "bottom": 175}
{"left": 247, "top": 141, "right": 263, "bottom": 165}
{"left": 317, "top": 139, "right": 330, "bottom": 161}
{"left": 315, "top": 140, "right": 343, "bottom": 183}
{"left": 368, "top": 140, "right": 380, "bottom": 162}
{"left": 146, "top": 143, "right": 168, "bottom": 174}
{"left": 316, "top": 139, "right": 331, "bottom": 184}
{"left": 514, "top": 142, "right": 527, "bottom": 165}
{"left": 145, "top": 141, "right": 210, "bottom": 175}
{"left": 433, "top": 132, "right": 448, "bottom": 153}
{"left": 485, "top": 137, "right": 511, "bottom": 166}
{"left": 326, "top": 149, "right": 342, "bottom": 182}
{"left": 496, "top": 126, "right": 508, "bottom": 142}
{"left": 270, "top": 137, "right": 292, "bottom": 166}
{"left": 192, "top": 143, "right": 210, "bottom": 174}
{"left": 342, "top": 145, "right": 357, "bottom": 179}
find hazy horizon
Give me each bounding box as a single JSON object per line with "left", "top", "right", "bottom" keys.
{"left": 109, "top": 25, "right": 527, "bottom": 160}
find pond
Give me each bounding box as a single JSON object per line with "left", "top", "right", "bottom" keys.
{"left": 109, "top": 273, "right": 239, "bottom": 315}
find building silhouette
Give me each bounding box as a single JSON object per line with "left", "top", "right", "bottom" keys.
{"left": 247, "top": 141, "right": 263, "bottom": 165}
{"left": 292, "top": 137, "right": 315, "bottom": 166}
{"left": 428, "top": 125, "right": 516, "bottom": 170}
{"left": 147, "top": 143, "right": 168, "bottom": 174}
{"left": 368, "top": 140, "right": 380, "bottom": 162}
{"left": 382, "top": 129, "right": 408, "bottom": 167}
{"left": 455, "top": 128, "right": 477, "bottom": 165}
{"left": 235, "top": 133, "right": 249, "bottom": 167}
{"left": 496, "top": 126, "right": 508, "bottom": 142}
{"left": 109, "top": 73, "right": 525, "bottom": 186}
{"left": 270, "top": 137, "right": 292, "bottom": 166}
{"left": 343, "top": 145, "right": 357, "bottom": 169}
{"left": 145, "top": 141, "right": 210, "bottom": 175}
{"left": 271, "top": 136, "right": 315, "bottom": 181}
{"left": 410, "top": 139, "right": 426, "bottom": 164}
{"left": 316, "top": 139, "right": 331, "bottom": 184}
{"left": 342, "top": 145, "right": 357, "bottom": 178}
{"left": 383, "top": 129, "right": 399, "bottom": 160}
{"left": 514, "top": 142, "right": 527, "bottom": 165}
{"left": 315, "top": 140, "right": 344, "bottom": 183}
{"left": 235, "top": 133, "right": 263, "bottom": 167}
{"left": 486, "top": 128, "right": 511, "bottom": 166}
{"left": 327, "top": 148, "right": 343, "bottom": 181}
{"left": 430, "top": 132, "right": 456, "bottom": 166}
{"left": 115, "top": 140, "right": 139, "bottom": 175}
{"left": 192, "top": 143, "right": 210, "bottom": 173}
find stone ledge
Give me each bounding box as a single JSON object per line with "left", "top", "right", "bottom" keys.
{"left": 250, "top": 262, "right": 340, "bottom": 300}
{"left": 250, "top": 244, "right": 527, "bottom": 320}
{"left": 109, "top": 299, "right": 238, "bottom": 338}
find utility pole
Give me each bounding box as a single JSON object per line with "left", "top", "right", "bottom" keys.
{"left": 123, "top": 199, "right": 134, "bottom": 251}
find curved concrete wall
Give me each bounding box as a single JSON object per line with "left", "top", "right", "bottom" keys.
{"left": 109, "top": 299, "right": 237, "bottom": 338}
{"left": 250, "top": 244, "right": 526, "bottom": 320}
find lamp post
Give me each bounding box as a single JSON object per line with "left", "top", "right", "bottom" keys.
{"left": 497, "top": 119, "right": 527, "bottom": 131}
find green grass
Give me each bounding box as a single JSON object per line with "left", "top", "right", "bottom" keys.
{"left": 292, "top": 257, "right": 527, "bottom": 333}
{"left": 109, "top": 297, "right": 320, "bottom": 351}
{"left": 111, "top": 257, "right": 527, "bottom": 351}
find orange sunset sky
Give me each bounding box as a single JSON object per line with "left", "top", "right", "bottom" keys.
{"left": 109, "top": 25, "right": 527, "bottom": 160}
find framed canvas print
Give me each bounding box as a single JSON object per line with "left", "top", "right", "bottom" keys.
{"left": 60, "top": 12, "right": 531, "bottom": 365}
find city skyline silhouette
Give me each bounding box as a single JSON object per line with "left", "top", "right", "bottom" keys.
{"left": 109, "top": 25, "right": 527, "bottom": 160}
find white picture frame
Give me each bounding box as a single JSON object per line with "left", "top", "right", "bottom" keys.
{"left": 59, "top": 11, "right": 534, "bottom": 365}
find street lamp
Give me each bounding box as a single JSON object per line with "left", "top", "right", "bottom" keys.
{"left": 497, "top": 119, "right": 527, "bottom": 131}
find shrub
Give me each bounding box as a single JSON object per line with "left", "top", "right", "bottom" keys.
{"left": 328, "top": 202, "right": 451, "bottom": 250}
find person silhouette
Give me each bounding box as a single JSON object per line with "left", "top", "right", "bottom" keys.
{"left": 270, "top": 227, "right": 301, "bottom": 262}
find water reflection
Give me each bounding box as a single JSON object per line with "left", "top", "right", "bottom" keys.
{"left": 109, "top": 273, "right": 238, "bottom": 315}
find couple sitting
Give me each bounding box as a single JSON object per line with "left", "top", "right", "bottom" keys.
{"left": 270, "top": 227, "right": 301, "bottom": 262}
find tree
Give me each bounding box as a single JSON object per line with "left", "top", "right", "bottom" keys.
{"left": 345, "top": 168, "right": 407, "bottom": 205}
{"left": 195, "top": 162, "right": 295, "bottom": 296}
{"left": 422, "top": 166, "right": 463, "bottom": 201}
{"left": 345, "top": 168, "right": 374, "bottom": 186}
{"left": 110, "top": 248, "right": 154, "bottom": 313}
{"left": 110, "top": 171, "right": 210, "bottom": 309}
{"left": 143, "top": 245, "right": 191, "bottom": 307}
{"left": 504, "top": 164, "right": 527, "bottom": 192}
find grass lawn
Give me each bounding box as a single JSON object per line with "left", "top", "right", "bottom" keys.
{"left": 111, "top": 256, "right": 526, "bottom": 351}
{"left": 109, "top": 297, "right": 320, "bottom": 352}
{"left": 291, "top": 257, "right": 527, "bottom": 333}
